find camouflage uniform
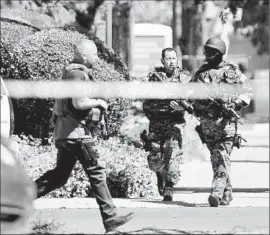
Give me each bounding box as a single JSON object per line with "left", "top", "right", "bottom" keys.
{"left": 142, "top": 66, "right": 191, "bottom": 199}
{"left": 192, "top": 61, "right": 253, "bottom": 202}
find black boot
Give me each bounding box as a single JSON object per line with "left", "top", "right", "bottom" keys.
{"left": 163, "top": 185, "right": 173, "bottom": 201}
{"left": 104, "top": 212, "right": 134, "bottom": 233}
{"left": 208, "top": 195, "right": 221, "bottom": 207}
{"left": 220, "top": 191, "right": 233, "bottom": 206}
{"left": 156, "top": 172, "right": 165, "bottom": 196}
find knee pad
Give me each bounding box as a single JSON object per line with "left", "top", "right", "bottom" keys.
{"left": 147, "top": 152, "right": 164, "bottom": 172}
{"left": 214, "top": 171, "right": 227, "bottom": 179}
{"left": 165, "top": 168, "right": 181, "bottom": 185}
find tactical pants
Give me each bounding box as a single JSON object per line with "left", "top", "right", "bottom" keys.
{"left": 200, "top": 118, "right": 236, "bottom": 200}
{"left": 147, "top": 120, "right": 183, "bottom": 194}
{"left": 35, "top": 139, "right": 117, "bottom": 224}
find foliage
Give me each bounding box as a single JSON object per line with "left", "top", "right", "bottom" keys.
{"left": 133, "top": 1, "right": 173, "bottom": 26}
{"left": 1, "top": 0, "right": 106, "bottom": 31}
{"left": 16, "top": 135, "right": 158, "bottom": 198}
{"left": 0, "top": 8, "right": 56, "bottom": 29}
{"left": 0, "top": 20, "right": 131, "bottom": 139}
{"left": 229, "top": 0, "right": 269, "bottom": 55}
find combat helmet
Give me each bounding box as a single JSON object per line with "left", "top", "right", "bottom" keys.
{"left": 204, "top": 37, "right": 226, "bottom": 55}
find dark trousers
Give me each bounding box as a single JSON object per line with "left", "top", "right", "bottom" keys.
{"left": 35, "top": 139, "right": 117, "bottom": 223}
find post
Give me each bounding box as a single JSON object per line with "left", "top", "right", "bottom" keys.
{"left": 106, "top": 1, "right": 112, "bottom": 48}
{"left": 172, "top": 0, "right": 183, "bottom": 67}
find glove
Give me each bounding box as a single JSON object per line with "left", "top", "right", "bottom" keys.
{"left": 227, "top": 99, "right": 243, "bottom": 110}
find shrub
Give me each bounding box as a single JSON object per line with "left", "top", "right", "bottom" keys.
{"left": 0, "top": 18, "right": 39, "bottom": 48}
{"left": 1, "top": 8, "right": 56, "bottom": 29}
{"left": 1, "top": 20, "right": 132, "bottom": 139}
{"left": 15, "top": 135, "right": 158, "bottom": 198}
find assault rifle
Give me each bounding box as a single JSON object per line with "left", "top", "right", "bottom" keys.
{"left": 151, "top": 72, "right": 194, "bottom": 114}
{"left": 99, "top": 108, "right": 109, "bottom": 140}
{"left": 140, "top": 130, "right": 152, "bottom": 151}
{"left": 91, "top": 106, "right": 109, "bottom": 140}
{"left": 197, "top": 79, "right": 243, "bottom": 125}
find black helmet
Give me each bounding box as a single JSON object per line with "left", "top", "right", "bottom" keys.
{"left": 204, "top": 37, "right": 226, "bottom": 55}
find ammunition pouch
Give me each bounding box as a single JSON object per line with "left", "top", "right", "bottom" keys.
{"left": 233, "top": 134, "right": 247, "bottom": 149}
{"left": 195, "top": 124, "right": 206, "bottom": 144}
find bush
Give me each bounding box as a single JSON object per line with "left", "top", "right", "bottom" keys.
{"left": 0, "top": 18, "right": 39, "bottom": 48}
{"left": 1, "top": 20, "right": 132, "bottom": 139}
{"left": 15, "top": 135, "right": 158, "bottom": 198}
{"left": 0, "top": 8, "right": 57, "bottom": 29}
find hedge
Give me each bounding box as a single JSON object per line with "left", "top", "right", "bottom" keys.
{"left": 15, "top": 135, "right": 158, "bottom": 198}
{"left": 0, "top": 20, "right": 132, "bottom": 140}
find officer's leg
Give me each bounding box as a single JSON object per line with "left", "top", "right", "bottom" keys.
{"left": 208, "top": 140, "right": 233, "bottom": 207}
{"left": 163, "top": 125, "right": 183, "bottom": 201}
{"left": 147, "top": 121, "right": 165, "bottom": 196}
{"left": 76, "top": 138, "right": 134, "bottom": 232}
{"left": 148, "top": 150, "right": 165, "bottom": 196}
{"left": 74, "top": 138, "right": 117, "bottom": 221}
{"left": 35, "top": 140, "right": 77, "bottom": 198}
{"left": 220, "top": 141, "right": 234, "bottom": 205}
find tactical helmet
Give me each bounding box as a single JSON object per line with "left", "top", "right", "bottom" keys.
{"left": 204, "top": 37, "right": 226, "bottom": 55}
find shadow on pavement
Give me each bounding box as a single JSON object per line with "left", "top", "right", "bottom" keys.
{"left": 118, "top": 227, "right": 210, "bottom": 234}
{"left": 174, "top": 187, "right": 269, "bottom": 193}
{"left": 135, "top": 199, "right": 209, "bottom": 207}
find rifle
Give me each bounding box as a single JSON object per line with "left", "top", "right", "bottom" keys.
{"left": 197, "top": 79, "right": 243, "bottom": 125}
{"left": 140, "top": 129, "right": 152, "bottom": 151}
{"left": 101, "top": 110, "right": 109, "bottom": 140}
{"left": 91, "top": 106, "right": 109, "bottom": 140}
{"left": 152, "top": 72, "right": 194, "bottom": 115}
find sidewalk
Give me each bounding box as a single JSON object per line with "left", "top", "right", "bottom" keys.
{"left": 238, "top": 123, "right": 269, "bottom": 147}
{"left": 177, "top": 160, "right": 269, "bottom": 192}
{"left": 34, "top": 192, "right": 269, "bottom": 209}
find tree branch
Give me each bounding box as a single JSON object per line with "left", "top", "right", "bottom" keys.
{"left": 75, "top": 0, "right": 105, "bottom": 30}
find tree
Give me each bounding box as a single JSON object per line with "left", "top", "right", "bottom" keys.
{"left": 177, "top": 1, "right": 204, "bottom": 72}
{"left": 229, "top": 0, "right": 269, "bottom": 55}
{"left": 112, "top": 0, "right": 134, "bottom": 69}
{"left": 1, "top": 0, "right": 105, "bottom": 31}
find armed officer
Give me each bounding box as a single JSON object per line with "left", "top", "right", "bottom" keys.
{"left": 192, "top": 37, "right": 253, "bottom": 207}
{"left": 35, "top": 39, "right": 134, "bottom": 233}
{"left": 142, "top": 47, "right": 192, "bottom": 201}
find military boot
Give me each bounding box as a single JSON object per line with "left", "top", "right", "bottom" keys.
{"left": 208, "top": 195, "right": 221, "bottom": 207}
{"left": 163, "top": 184, "right": 173, "bottom": 201}
{"left": 220, "top": 190, "right": 233, "bottom": 206}
{"left": 156, "top": 172, "right": 165, "bottom": 196}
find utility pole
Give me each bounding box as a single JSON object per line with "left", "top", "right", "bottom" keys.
{"left": 172, "top": 0, "right": 182, "bottom": 68}
{"left": 112, "top": 1, "right": 133, "bottom": 69}
{"left": 106, "top": 1, "right": 113, "bottom": 48}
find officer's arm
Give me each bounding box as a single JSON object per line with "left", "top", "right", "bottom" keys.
{"left": 66, "top": 70, "right": 108, "bottom": 110}
{"left": 72, "top": 97, "right": 107, "bottom": 110}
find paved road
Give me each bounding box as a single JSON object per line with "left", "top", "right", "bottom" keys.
{"left": 31, "top": 207, "right": 269, "bottom": 234}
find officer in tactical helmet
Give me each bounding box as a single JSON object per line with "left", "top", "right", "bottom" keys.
{"left": 192, "top": 37, "right": 253, "bottom": 207}
{"left": 35, "top": 39, "right": 134, "bottom": 233}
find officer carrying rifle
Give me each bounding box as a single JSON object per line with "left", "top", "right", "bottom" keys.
{"left": 141, "top": 47, "right": 192, "bottom": 202}
{"left": 191, "top": 37, "right": 253, "bottom": 207}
